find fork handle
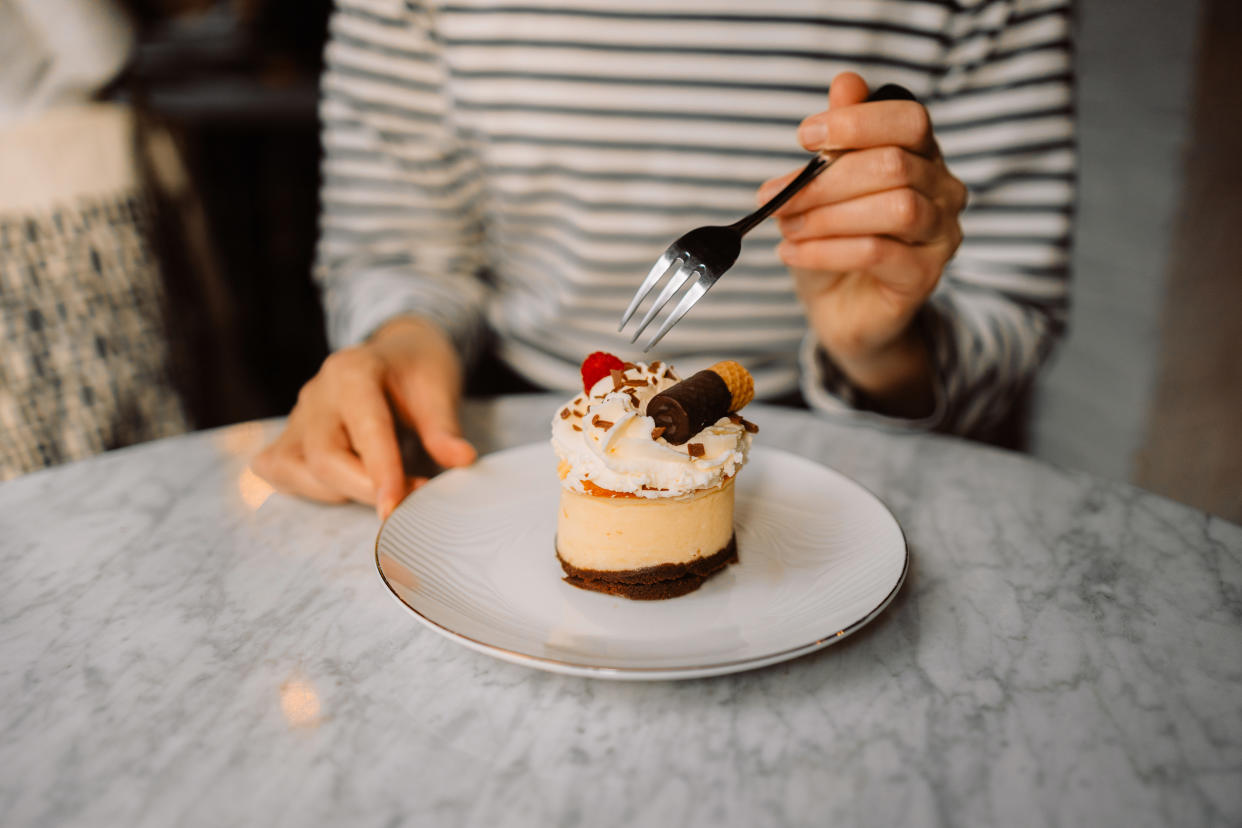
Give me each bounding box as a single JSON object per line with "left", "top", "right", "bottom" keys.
{"left": 729, "top": 83, "right": 918, "bottom": 236}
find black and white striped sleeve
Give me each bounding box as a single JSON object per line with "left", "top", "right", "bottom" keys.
{"left": 801, "top": 0, "right": 1074, "bottom": 437}
{"left": 314, "top": 0, "right": 490, "bottom": 358}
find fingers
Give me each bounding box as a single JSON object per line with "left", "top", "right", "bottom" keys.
{"left": 799, "top": 72, "right": 935, "bottom": 157}
{"left": 308, "top": 347, "right": 408, "bottom": 514}
{"left": 302, "top": 418, "right": 379, "bottom": 505}
{"left": 371, "top": 316, "right": 478, "bottom": 471}
{"left": 252, "top": 438, "right": 348, "bottom": 504}
{"left": 390, "top": 374, "right": 477, "bottom": 470}
{"left": 254, "top": 344, "right": 405, "bottom": 516}
{"left": 254, "top": 431, "right": 430, "bottom": 517}
{"left": 254, "top": 412, "right": 416, "bottom": 518}
{"left": 337, "top": 377, "right": 407, "bottom": 516}
{"left": 777, "top": 188, "right": 949, "bottom": 245}
{"left": 777, "top": 235, "right": 945, "bottom": 297}
{"left": 383, "top": 343, "right": 477, "bottom": 470}
{"left": 253, "top": 321, "right": 478, "bottom": 518}
{"left": 828, "top": 71, "right": 869, "bottom": 109}
{"left": 799, "top": 101, "right": 936, "bottom": 156}
{"left": 759, "top": 147, "right": 955, "bottom": 218}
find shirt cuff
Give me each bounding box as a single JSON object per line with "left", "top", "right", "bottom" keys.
{"left": 798, "top": 306, "right": 951, "bottom": 433}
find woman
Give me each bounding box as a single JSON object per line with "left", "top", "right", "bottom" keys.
{"left": 256, "top": 0, "right": 1075, "bottom": 518}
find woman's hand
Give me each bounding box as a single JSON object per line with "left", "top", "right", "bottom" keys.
{"left": 760, "top": 72, "right": 967, "bottom": 417}
{"left": 253, "top": 316, "right": 477, "bottom": 518}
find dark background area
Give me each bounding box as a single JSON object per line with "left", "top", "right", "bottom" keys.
{"left": 118, "top": 0, "right": 334, "bottom": 423}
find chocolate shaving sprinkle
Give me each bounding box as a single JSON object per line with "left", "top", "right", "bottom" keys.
{"left": 726, "top": 412, "right": 757, "bottom": 432}
{"left": 610, "top": 369, "right": 624, "bottom": 391}
{"left": 572, "top": 424, "right": 582, "bottom": 431}
{"left": 560, "top": 408, "right": 570, "bottom": 419}
{"left": 622, "top": 378, "right": 648, "bottom": 387}
{"left": 573, "top": 409, "right": 585, "bottom": 417}
{"left": 651, "top": 426, "right": 666, "bottom": 440}
{"left": 591, "top": 415, "right": 614, "bottom": 429}
{"left": 687, "top": 442, "right": 705, "bottom": 458}
{"left": 650, "top": 360, "right": 662, "bottom": 372}
{"left": 621, "top": 362, "right": 638, "bottom": 371}
{"left": 663, "top": 367, "right": 675, "bottom": 379}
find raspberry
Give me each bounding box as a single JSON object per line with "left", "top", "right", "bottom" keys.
{"left": 581, "top": 351, "right": 624, "bottom": 393}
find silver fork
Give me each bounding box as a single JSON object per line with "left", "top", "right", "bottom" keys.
{"left": 618, "top": 83, "right": 916, "bottom": 351}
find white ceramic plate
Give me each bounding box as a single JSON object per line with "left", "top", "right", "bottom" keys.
{"left": 376, "top": 443, "right": 908, "bottom": 680}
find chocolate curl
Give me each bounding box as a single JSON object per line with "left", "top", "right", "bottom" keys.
{"left": 645, "top": 369, "right": 732, "bottom": 445}
{"left": 646, "top": 361, "right": 755, "bottom": 444}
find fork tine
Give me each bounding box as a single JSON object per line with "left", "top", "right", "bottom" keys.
{"left": 628, "top": 263, "right": 694, "bottom": 344}
{"left": 618, "top": 251, "right": 677, "bottom": 331}
{"left": 641, "top": 277, "right": 709, "bottom": 352}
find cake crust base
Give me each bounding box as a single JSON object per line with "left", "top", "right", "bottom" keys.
{"left": 557, "top": 536, "right": 738, "bottom": 600}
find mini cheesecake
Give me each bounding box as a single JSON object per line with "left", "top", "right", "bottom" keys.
{"left": 550, "top": 356, "right": 757, "bottom": 600}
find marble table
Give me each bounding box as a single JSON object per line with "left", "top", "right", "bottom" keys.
{"left": 2, "top": 395, "right": 1239, "bottom": 828}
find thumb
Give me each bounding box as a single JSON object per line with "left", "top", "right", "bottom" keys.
{"left": 421, "top": 420, "right": 477, "bottom": 469}
{"left": 394, "top": 380, "right": 477, "bottom": 469}
{"left": 828, "top": 71, "right": 869, "bottom": 109}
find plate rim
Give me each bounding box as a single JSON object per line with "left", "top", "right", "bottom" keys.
{"left": 375, "top": 442, "right": 910, "bottom": 680}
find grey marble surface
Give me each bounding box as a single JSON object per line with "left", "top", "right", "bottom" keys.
{"left": 1, "top": 395, "right": 1239, "bottom": 828}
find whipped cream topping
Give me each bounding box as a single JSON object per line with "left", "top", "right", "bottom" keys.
{"left": 550, "top": 361, "right": 751, "bottom": 499}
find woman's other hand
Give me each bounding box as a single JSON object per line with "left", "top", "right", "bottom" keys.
{"left": 253, "top": 316, "right": 476, "bottom": 519}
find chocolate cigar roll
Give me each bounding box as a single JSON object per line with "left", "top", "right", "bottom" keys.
{"left": 646, "top": 369, "right": 732, "bottom": 444}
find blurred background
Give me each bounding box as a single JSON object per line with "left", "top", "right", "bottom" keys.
{"left": 2, "top": 0, "right": 1238, "bottom": 521}
{"left": 113, "top": 0, "right": 334, "bottom": 420}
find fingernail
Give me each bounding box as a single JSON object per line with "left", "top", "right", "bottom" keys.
{"left": 377, "top": 485, "right": 401, "bottom": 520}
{"left": 798, "top": 120, "right": 827, "bottom": 148}
{"left": 447, "top": 436, "right": 477, "bottom": 465}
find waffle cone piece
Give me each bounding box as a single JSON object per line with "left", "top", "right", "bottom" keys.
{"left": 709, "top": 360, "right": 754, "bottom": 411}
{"left": 646, "top": 360, "right": 754, "bottom": 444}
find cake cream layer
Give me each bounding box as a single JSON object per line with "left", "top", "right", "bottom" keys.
{"left": 555, "top": 478, "right": 735, "bottom": 572}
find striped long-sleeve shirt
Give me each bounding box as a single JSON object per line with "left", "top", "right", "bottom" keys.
{"left": 315, "top": 0, "right": 1074, "bottom": 437}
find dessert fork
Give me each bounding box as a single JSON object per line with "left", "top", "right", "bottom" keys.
{"left": 618, "top": 83, "right": 916, "bottom": 351}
